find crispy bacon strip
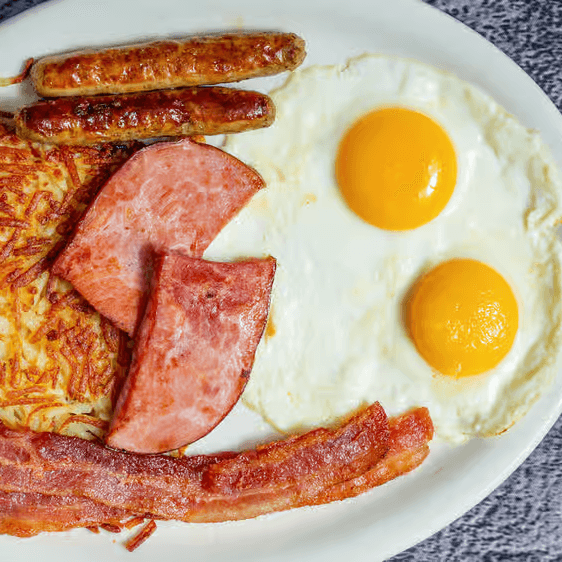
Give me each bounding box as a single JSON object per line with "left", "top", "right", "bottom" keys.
{"left": 190, "top": 407, "right": 433, "bottom": 523}
{"left": 0, "top": 490, "right": 133, "bottom": 537}
{"left": 123, "top": 515, "right": 147, "bottom": 530}
{"left": 308, "top": 407, "right": 434, "bottom": 506}
{"left": 203, "top": 401, "right": 388, "bottom": 495}
{"left": 0, "top": 403, "right": 388, "bottom": 523}
{"left": 0, "top": 405, "right": 433, "bottom": 539}
{"left": 125, "top": 520, "right": 158, "bottom": 552}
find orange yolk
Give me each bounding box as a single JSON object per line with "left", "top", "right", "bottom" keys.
{"left": 336, "top": 107, "right": 457, "bottom": 231}
{"left": 406, "top": 259, "right": 519, "bottom": 377}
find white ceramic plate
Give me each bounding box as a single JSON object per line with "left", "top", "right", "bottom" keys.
{"left": 2, "top": 1, "right": 562, "bottom": 561}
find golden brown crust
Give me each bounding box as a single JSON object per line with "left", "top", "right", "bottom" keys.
{"left": 0, "top": 125, "right": 137, "bottom": 437}
{"left": 15, "top": 87, "right": 276, "bottom": 145}
{"left": 32, "top": 32, "right": 306, "bottom": 97}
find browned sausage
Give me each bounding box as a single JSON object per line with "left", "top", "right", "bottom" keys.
{"left": 15, "top": 86, "right": 275, "bottom": 145}
{"left": 31, "top": 32, "right": 306, "bottom": 97}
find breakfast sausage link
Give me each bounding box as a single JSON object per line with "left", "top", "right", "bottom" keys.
{"left": 31, "top": 32, "right": 306, "bottom": 97}
{"left": 15, "top": 86, "right": 276, "bottom": 145}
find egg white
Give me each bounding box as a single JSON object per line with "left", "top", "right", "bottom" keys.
{"left": 204, "top": 55, "right": 562, "bottom": 444}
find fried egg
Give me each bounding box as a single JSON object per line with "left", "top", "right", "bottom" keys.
{"left": 204, "top": 55, "right": 562, "bottom": 444}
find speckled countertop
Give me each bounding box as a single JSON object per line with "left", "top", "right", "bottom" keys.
{"left": 1, "top": 1, "right": 562, "bottom": 560}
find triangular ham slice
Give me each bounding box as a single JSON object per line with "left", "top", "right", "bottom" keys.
{"left": 105, "top": 254, "right": 276, "bottom": 453}
{"left": 52, "top": 138, "right": 264, "bottom": 336}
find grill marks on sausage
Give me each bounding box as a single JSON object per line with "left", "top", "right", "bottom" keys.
{"left": 52, "top": 138, "right": 265, "bottom": 336}
{"left": 0, "top": 405, "right": 432, "bottom": 537}
{"left": 106, "top": 254, "right": 276, "bottom": 453}
{"left": 32, "top": 33, "right": 306, "bottom": 97}
{"left": 14, "top": 32, "right": 304, "bottom": 145}
{"left": 16, "top": 87, "right": 276, "bottom": 145}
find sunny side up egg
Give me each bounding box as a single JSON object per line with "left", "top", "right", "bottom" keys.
{"left": 204, "top": 54, "right": 562, "bottom": 444}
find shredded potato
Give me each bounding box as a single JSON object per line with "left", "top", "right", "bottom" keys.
{"left": 0, "top": 124, "right": 136, "bottom": 439}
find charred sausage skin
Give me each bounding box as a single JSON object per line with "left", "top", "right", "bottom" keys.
{"left": 32, "top": 32, "right": 306, "bottom": 97}
{"left": 15, "top": 86, "right": 275, "bottom": 145}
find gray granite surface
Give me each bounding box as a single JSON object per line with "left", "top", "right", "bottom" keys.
{"left": 1, "top": 0, "right": 562, "bottom": 560}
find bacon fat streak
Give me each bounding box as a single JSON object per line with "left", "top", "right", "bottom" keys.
{"left": 0, "top": 404, "right": 432, "bottom": 537}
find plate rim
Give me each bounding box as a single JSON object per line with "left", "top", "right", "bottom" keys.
{"left": 1, "top": 0, "right": 562, "bottom": 560}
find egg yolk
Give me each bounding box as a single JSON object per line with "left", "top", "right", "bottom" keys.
{"left": 406, "top": 259, "right": 519, "bottom": 377}
{"left": 335, "top": 107, "right": 457, "bottom": 231}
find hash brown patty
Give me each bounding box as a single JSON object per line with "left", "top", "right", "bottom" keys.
{"left": 0, "top": 122, "right": 137, "bottom": 439}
